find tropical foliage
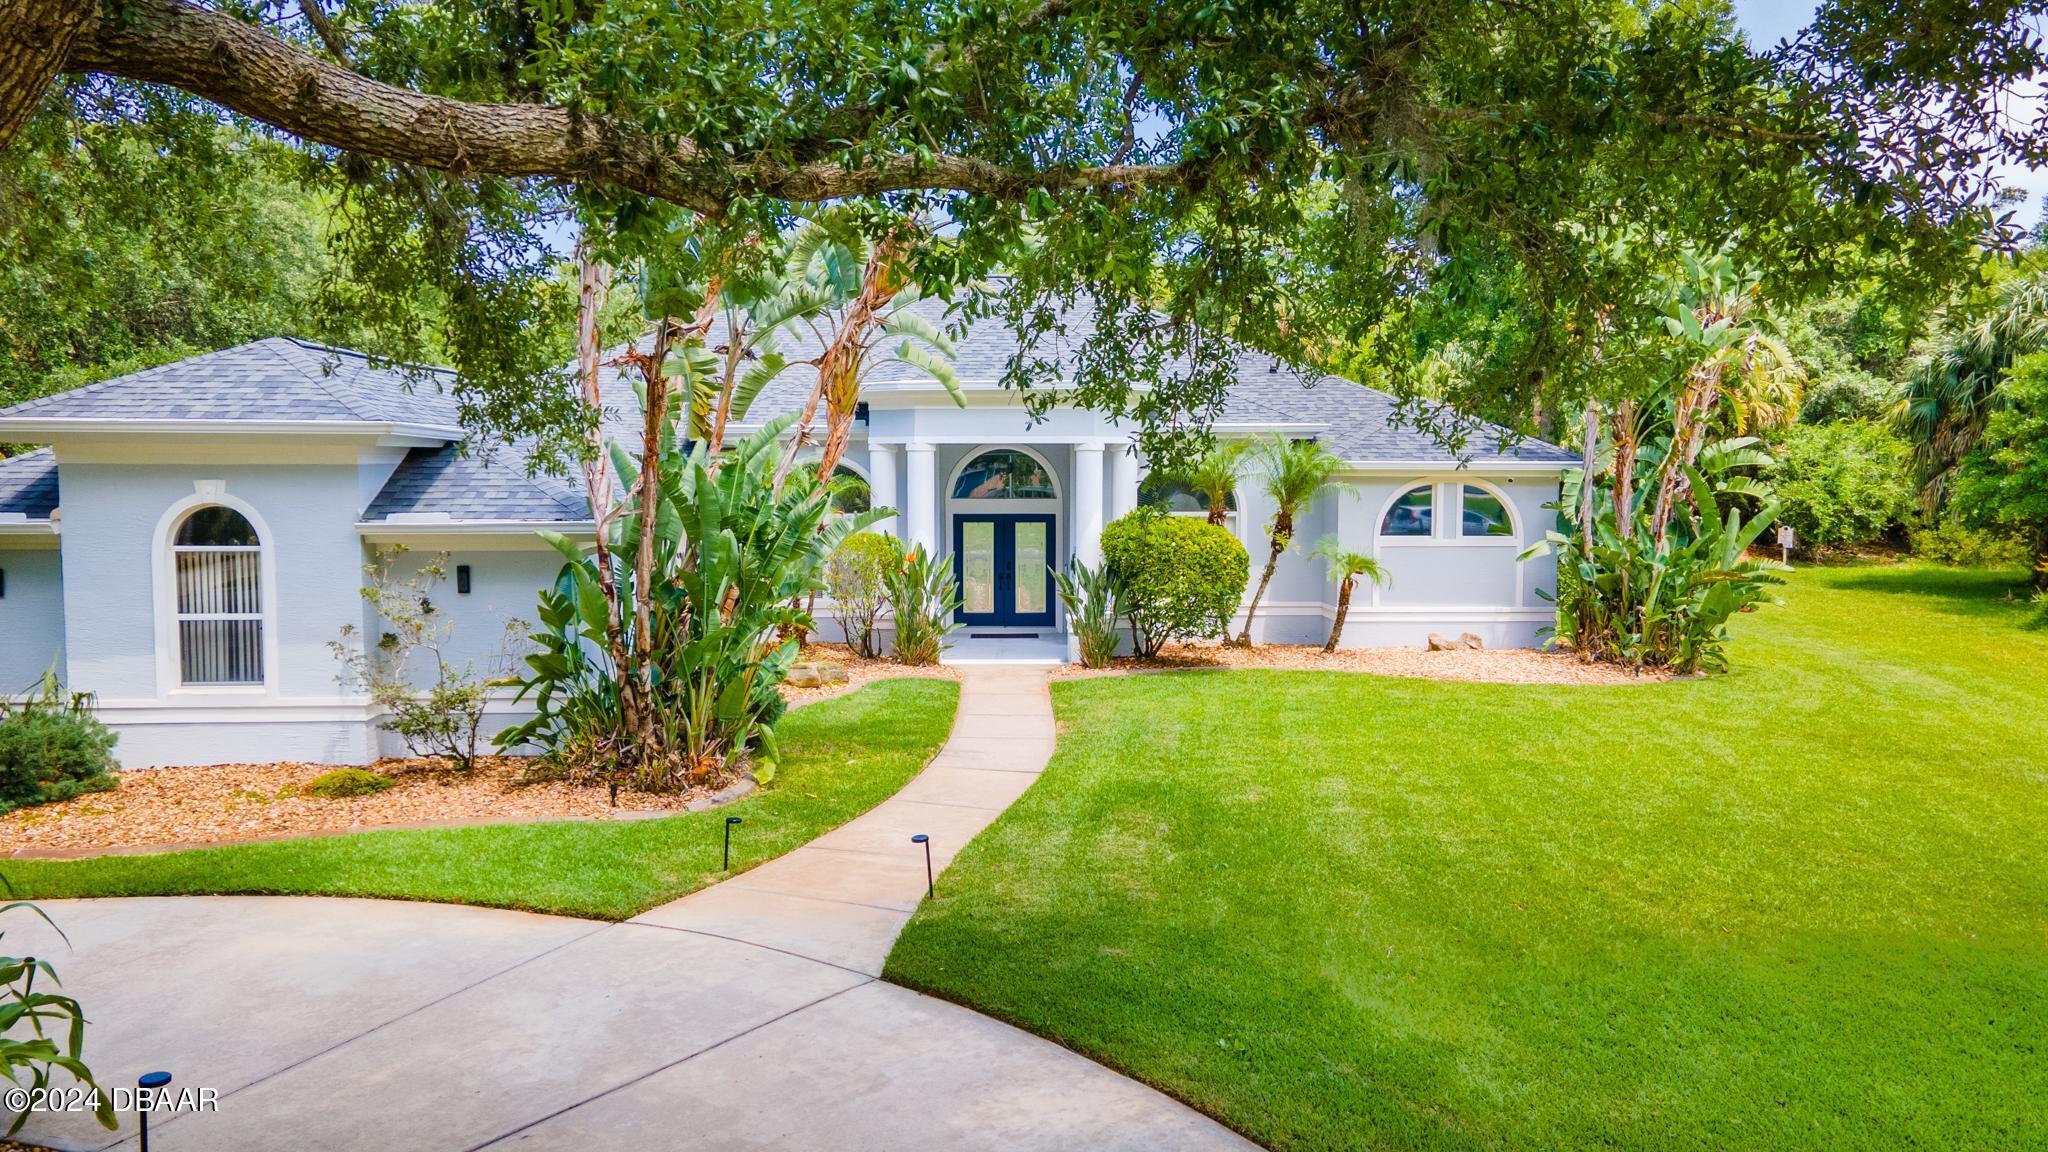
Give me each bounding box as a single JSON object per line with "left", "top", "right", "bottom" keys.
{"left": 1239, "top": 435, "right": 1343, "bottom": 646}
{"left": 1947, "top": 350, "right": 2048, "bottom": 583}
{"left": 1167, "top": 441, "right": 1250, "bottom": 527}
{"left": 499, "top": 416, "right": 884, "bottom": 790}
{"left": 1895, "top": 272, "right": 2048, "bottom": 506}
{"left": 884, "top": 545, "right": 962, "bottom": 666}
{"left": 1102, "top": 508, "right": 1249, "bottom": 657}
{"left": 1528, "top": 249, "right": 1791, "bottom": 674}
{"left": 0, "top": 671, "right": 117, "bottom": 814}
{"left": 1053, "top": 559, "right": 1127, "bottom": 669}
{"left": 825, "top": 533, "right": 900, "bottom": 659}
{"left": 1310, "top": 538, "right": 1387, "bottom": 653}
{"left": 0, "top": 905, "right": 114, "bottom": 1136}
{"left": 1766, "top": 421, "right": 1917, "bottom": 550}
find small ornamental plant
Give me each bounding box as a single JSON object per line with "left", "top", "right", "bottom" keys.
{"left": 301, "top": 769, "right": 397, "bottom": 799}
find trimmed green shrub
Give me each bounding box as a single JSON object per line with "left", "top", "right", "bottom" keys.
{"left": 1101, "top": 507, "right": 1249, "bottom": 656}
{"left": 1767, "top": 420, "right": 1915, "bottom": 549}
{"left": 1909, "top": 522, "right": 2035, "bottom": 569}
{"left": 0, "top": 678, "right": 118, "bottom": 814}
{"left": 302, "top": 768, "right": 396, "bottom": 799}
{"left": 827, "top": 532, "right": 900, "bottom": 658}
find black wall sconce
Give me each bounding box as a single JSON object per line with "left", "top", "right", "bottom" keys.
{"left": 456, "top": 564, "right": 472, "bottom": 594}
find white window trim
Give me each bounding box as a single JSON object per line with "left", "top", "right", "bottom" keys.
{"left": 152, "top": 487, "right": 280, "bottom": 699}
{"left": 1374, "top": 479, "right": 1522, "bottom": 548}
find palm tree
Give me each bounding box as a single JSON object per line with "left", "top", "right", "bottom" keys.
{"left": 1238, "top": 434, "right": 1343, "bottom": 646}
{"left": 1896, "top": 272, "right": 2048, "bottom": 509}
{"left": 1311, "top": 537, "right": 1386, "bottom": 652}
{"left": 1176, "top": 439, "right": 1250, "bottom": 525}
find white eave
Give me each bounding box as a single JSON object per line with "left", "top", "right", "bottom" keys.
{"left": 358, "top": 516, "right": 595, "bottom": 537}
{"left": 1339, "top": 457, "right": 1577, "bottom": 476}
{"left": 0, "top": 418, "right": 463, "bottom": 447}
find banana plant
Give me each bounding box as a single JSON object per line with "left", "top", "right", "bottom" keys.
{"left": 776, "top": 210, "right": 965, "bottom": 483}
{"left": 500, "top": 414, "right": 886, "bottom": 790}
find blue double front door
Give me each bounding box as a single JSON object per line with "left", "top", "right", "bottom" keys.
{"left": 952, "top": 514, "right": 1056, "bottom": 628}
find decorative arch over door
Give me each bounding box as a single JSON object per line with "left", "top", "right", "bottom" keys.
{"left": 946, "top": 445, "right": 1060, "bottom": 629}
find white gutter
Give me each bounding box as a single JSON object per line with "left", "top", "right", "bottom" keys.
{"left": 1340, "top": 458, "right": 1577, "bottom": 475}
{"left": 357, "top": 517, "right": 595, "bottom": 537}
{"left": 0, "top": 418, "right": 464, "bottom": 442}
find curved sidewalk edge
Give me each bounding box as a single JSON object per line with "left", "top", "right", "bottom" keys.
{"left": 12, "top": 667, "right": 1257, "bottom": 1152}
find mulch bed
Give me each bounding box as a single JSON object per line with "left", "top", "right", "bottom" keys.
{"left": 1051, "top": 640, "right": 1687, "bottom": 686}
{"left": 3, "top": 660, "right": 954, "bottom": 860}
{"left": 0, "top": 755, "right": 711, "bottom": 859}
{"left": 778, "top": 644, "right": 961, "bottom": 705}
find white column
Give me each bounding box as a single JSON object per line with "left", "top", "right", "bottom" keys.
{"left": 1072, "top": 441, "right": 1106, "bottom": 569}
{"left": 1109, "top": 441, "right": 1140, "bottom": 522}
{"left": 867, "top": 443, "right": 900, "bottom": 538}
{"left": 904, "top": 442, "right": 937, "bottom": 557}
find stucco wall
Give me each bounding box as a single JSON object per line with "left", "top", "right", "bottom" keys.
{"left": 357, "top": 543, "right": 557, "bottom": 688}
{"left": 56, "top": 458, "right": 370, "bottom": 703}
{"left": 0, "top": 544, "right": 65, "bottom": 689}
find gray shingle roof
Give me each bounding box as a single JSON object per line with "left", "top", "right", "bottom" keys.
{"left": 0, "top": 338, "right": 462, "bottom": 427}
{"left": 361, "top": 446, "right": 589, "bottom": 523}
{"left": 0, "top": 450, "right": 58, "bottom": 520}
{"left": 4, "top": 303, "right": 1572, "bottom": 527}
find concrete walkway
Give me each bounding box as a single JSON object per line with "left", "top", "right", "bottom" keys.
{"left": 13, "top": 668, "right": 1253, "bottom": 1152}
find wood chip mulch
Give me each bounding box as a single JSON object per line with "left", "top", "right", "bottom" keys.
{"left": 0, "top": 755, "right": 708, "bottom": 859}
{"left": 4, "top": 659, "right": 955, "bottom": 860}
{"left": 1051, "top": 640, "right": 1688, "bottom": 685}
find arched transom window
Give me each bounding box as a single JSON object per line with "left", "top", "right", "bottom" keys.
{"left": 173, "top": 506, "right": 263, "bottom": 685}
{"left": 1140, "top": 475, "right": 1236, "bottom": 518}
{"left": 952, "top": 449, "right": 1055, "bottom": 499}
{"left": 1380, "top": 485, "right": 1434, "bottom": 537}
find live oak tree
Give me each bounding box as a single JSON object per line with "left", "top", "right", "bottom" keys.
{"left": 6, "top": 0, "right": 2048, "bottom": 458}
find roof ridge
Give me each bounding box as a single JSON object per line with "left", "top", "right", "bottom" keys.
{"left": 0, "top": 345, "right": 233, "bottom": 420}
{"left": 268, "top": 339, "right": 385, "bottom": 422}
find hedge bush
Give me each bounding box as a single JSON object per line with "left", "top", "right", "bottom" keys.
{"left": 1101, "top": 507, "right": 1249, "bottom": 656}
{"left": 1767, "top": 420, "right": 1915, "bottom": 549}
{"left": 0, "top": 706, "right": 118, "bottom": 814}
{"left": 1909, "top": 522, "right": 2035, "bottom": 569}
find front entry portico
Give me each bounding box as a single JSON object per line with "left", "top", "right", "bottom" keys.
{"left": 953, "top": 513, "right": 1057, "bottom": 629}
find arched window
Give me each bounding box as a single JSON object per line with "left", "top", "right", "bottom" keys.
{"left": 1461, "top": 484, "right": 1514, "bottom": 537}
{"left": 951, "top": 449, "right": 1055, "bottom": 499}
{"left": 172, "top": 506, "right": 263, "bottom": 684}
{"left": 1140, "top": 475, "right": 1236, "bottom": 518}
{"left": 1380, "top": 485, "right": 1434, "bottom": 537}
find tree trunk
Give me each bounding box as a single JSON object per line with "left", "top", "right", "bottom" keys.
{"left": 0, "top": 0, "right": 92, "bottom": 152}
{"left": 1611, "top": 400, "right": 1637, "bottom": 539}
{"left": 572, "top": 252, "right": 639, "bottom": 771}
{"left": 814, "top": 230, "right": 908, "bottom": 482}
{"left": 1580, "top": 400, "right": 1599, "bottom": 555}
{"left": 1238, "top": 512, "right": 1291, "bottom": 646}
{"left": 1324, "top": 576, "right": 1353, "bottom": 652}
{"left": 629, "top": 319, "right": 679, "bottom": 766}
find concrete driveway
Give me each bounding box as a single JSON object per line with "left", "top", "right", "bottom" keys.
{"left": 10, "top": 669, "right": 1255, "bottom": 1151}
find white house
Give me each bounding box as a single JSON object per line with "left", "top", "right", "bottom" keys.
{"left": 0, "top": 303, "right": 1575, "bottom": 767}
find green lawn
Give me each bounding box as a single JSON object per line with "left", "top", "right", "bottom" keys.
{"left": 0, "top": 679, "right": 957, "bottom": 921}
{"left": 885, "top": 565, "right": 2047, "bottom": 1151}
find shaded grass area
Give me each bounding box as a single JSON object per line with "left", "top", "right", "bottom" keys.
{"left": 0, "top": 679, "right": 958, "bottom": 921}
{"left": 886, "top": 566, "right": 2046, "bottom": 1150}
